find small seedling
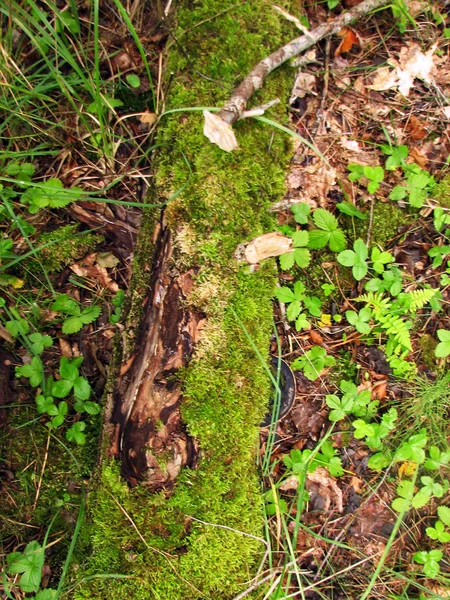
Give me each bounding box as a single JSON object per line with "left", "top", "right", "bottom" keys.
{"left": 381, "top": 144, "right": 408, "bottom": 170}
{"left": 337, "top": 239, "right": 368, "bottom": 280}
{"left": 336, "top": 201, "right": 366, "bottom": 220}
{"left": 291, "top": 346, "right": 336, "bottom": 381}
{"left": 275, "top": 281, "right": 322, "bottom": 330}
{"left": 6, "top": 541, "right": 44, "bottom": 593}
{"left": 51, "top": 356, "right": 91, "bottom": 401}
{"left": 279, "top": 230, "right": 311, "bottom": 270}
{"left": 426, "top": 520, "right": 450, "bottom": 543}
{"left": 433, "top": 207, "right": 450, "bottom": 231}
{"left": 348, "top": 164, "right": 384, "bottom": 194}
{"left": 51, "top": 294, "right": 101, "bottom": 334}
{"left": 66, "top": 422, "right": 87, "bottom": 445}
{"left": 291, "top": 202, "right": 311, "bottom": 224}
{"left": 20, "top": 179, "right": 83, "bottom": 214}
{"left": 413, "top": 549, "right": 443, "bottom": 579}
{"left": 435, "top": 329, "right": 450, "bottom": 358}
{"left": 307, "top": 208, "right": 347, "bottom": 252}
{"left": 16, "top": 356, "right": 44, "bottom": 387}
{"left": 29, "top": 332, "right": 53, "bottom": 355}
{"left": 345, "top": 307, "right": 372, "bottom": 334}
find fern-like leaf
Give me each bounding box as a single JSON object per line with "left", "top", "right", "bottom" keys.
{"left": 408, "top": 288, "right": 437, "bottom": 311}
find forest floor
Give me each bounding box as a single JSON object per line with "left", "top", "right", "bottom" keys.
{"left": 1, "top": 0, "right": 450, "bottom": 599}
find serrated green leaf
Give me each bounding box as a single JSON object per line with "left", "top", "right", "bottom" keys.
{"left": 412, "top": 488, "right": 431, "bottom": 509}
{"left": 286, "top": 300, "right": 301, "bottom": 321}
{"left": 79, "top": 305, "right": 101, "bottom": 325}
{"left": 52, "top": 379, "right": 73, "bottom": 398}
{"left": 294, "top": 248, "right": 311, "bottom": 268}
{"left": 337, "top": 249, "right": 356, "bottom": 267}
{"left": 291, "top": 230, "right": 309, "bottom": 247}
{"left": 62, "top": 315, "right": 84, "bottom": 334}
{"left": 437, "top": 505, "right": 450, "bottom": 526}
{"left": 313, "top": 208, "right": 337, "bottom": 232}
{"left": 279, "top": 252, "right": 295, "bottom": 271}
{"left": 275, "top": 287, "right": 296, "bottom": 303}
{"left": 328, "top": 229, "right": 347, "bottom": 252}
{"left": 389, "top": 185, "right": 408, "bottom": 201}
{"left": 74, "top": 377, "right": 91, "bottom": 401}
{"left": 352, "top": 262, "right": 368, "bottom": 281}
{"left": 308, "top": 229, "right": 331, "bottom": 249}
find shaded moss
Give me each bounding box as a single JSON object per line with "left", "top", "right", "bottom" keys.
{"left": 35, "top": 224, "right": 103, "bottom": 273}
{"left": 75, "top": 0, "right": 295, "bottom": 598}
{"left": 355, "top": 201, "right": 406, "bottom": 249}
{"left": 432, "top": 174, "right": 450, "bottom": 208}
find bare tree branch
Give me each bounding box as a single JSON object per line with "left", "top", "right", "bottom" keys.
{"left": 204, "top": 0, "right": 391, "bottom": 150}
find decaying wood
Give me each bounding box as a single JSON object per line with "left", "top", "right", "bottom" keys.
{"left": 68, "top": 201, "right": 139, "bottom": 252}
{"left": 204, "top": 0, "right": 391, "bottom": 150}
{"left": 110, "top": 221, "right": 204, "bottom": 489}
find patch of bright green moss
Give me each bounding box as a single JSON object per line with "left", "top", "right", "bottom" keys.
{"left": 35, "top": 224, "right": 103, "bottom": 273}
{"left": 432, "top": 174, "right": 450, "bottom": 208}
{"left": 75, "top": 0, "right": 296, "bottom": 598}
{"left": 355, "top": 201, "right": 406, "bottom": 249}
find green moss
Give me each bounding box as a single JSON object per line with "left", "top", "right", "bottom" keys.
{"left": 432, "top": 174, "right": 450, "bottom": 208}
{"left": 74, "top": 0, "right": 297, "bottom": 597}
{"left": 355, "top": 202, "right": 406, "bottom": 249}
{"left": 418, "top": 333, "right": 438, "bottom": 369}
{"left": 35, "top": 224, "right": 103, "bottom": 273}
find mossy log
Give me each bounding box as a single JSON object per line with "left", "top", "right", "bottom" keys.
{"left": 74, "top": 1, "right": 295, "bottom": 597}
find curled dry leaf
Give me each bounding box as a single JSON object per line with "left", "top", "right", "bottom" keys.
{"left": 203, "top": 110, "right": 238, "bottom": 152}
{"left": 290, "top": 72, "right": 316, "bottom": 103}
{"left": 70, "top": 253, "right": 119, "bottom": 292}
{"left": 335, "top": 27, "right": 359, "bottom": 57}
{"left": 140, "top": 110, "right": 157, "bottom": 125}
{"left": 243, "top": 232, "right": 292, "bottom": 264}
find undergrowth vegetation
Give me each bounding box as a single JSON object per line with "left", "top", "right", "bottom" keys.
{"left": 1, "top": 0, "right": 450, "bottom": 598}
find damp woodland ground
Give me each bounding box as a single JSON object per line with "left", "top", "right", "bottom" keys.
{"left": 1, "top": 1, "right": 450, "bottom": 599}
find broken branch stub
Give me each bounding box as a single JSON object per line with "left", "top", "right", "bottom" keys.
{"left": 204, "top": 0, "right": 391, "bottom": 151}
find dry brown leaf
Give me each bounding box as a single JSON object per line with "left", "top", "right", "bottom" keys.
{"left": 309, "top": 330, "right": 324, "bottom": 345}
{"left": 70, "top": 253, "right": 119, "bottom": 292}
{"left": 59, "top": 338, "right": 73, "bottom": 358}
{"left": 368, "top": 43, "right": 437, "bottom": 97}
{"left": 335, "top": 27, "right": 359, "bottom": 57}
{"left": 307, "top": 467, "right": 343, "bottom": 513}
{"left": 290, "top": 72, "right": 316, "bottom": 102}
{"left": 139, "top": 111, "right": 157, "bottom": 125}
{"left": 279, "top": 475, "right": 299, "bottom": 492}
{"left": 409, "top": 146, "right": 428, "bottom": 169}
{"left": 203, "top": 110, "right": 238, "bottom": 152}
{"left": 406, "top": 115, "right": 427, "bottom": 140}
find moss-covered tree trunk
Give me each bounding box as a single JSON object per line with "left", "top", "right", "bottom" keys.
{"left": 75, "top": 1, "right": 294, "bottom": 597}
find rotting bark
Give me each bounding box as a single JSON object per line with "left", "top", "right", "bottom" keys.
{"left": 204, "top": 0, "right": 391, "bottom": 150}
{"left": 110, "top": 215, "right": 204, "bottom": 489}
{"left": 0, "top": 346, "right": 14, "bottom": 425}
